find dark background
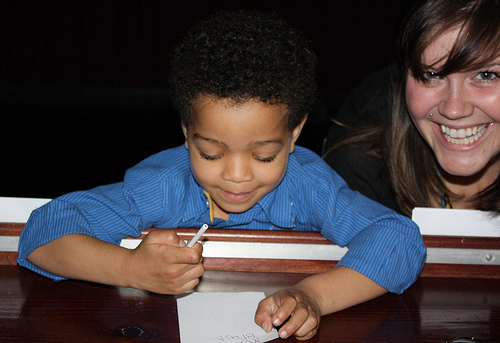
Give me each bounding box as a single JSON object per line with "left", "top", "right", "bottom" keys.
{"left": 0, "top": 0, "right": 411, "bottom": 198}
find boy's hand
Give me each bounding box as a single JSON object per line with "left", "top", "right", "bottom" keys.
{"left": 255, "top": 286, "right": 321, "bottom": 341}
{"left": 124, "top": 230, "right": 204, "bottom": 295}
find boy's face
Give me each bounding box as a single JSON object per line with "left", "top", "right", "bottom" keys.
{"left": 182, "top": 96, "right": 306, "bottom": 220}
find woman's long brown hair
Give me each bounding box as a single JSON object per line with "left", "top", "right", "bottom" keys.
{"left": 326, "top": 0, "right": 500, "bottom": 216}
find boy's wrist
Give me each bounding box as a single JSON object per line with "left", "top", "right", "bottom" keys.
{"left": 116, "top": 247, "right": 137, "bottom": 289}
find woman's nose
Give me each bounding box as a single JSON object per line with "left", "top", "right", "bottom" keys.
{"left": 438, "top": 80, "right": 473, "bottom": 120}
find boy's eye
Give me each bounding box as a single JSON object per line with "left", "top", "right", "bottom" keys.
{"left": 474, "top": 71, "right": 499, "bottom": 82}
{"left": 254, "top": 155, "right": 276, "bottom": 163}
{"left": 200, "top": 151, "right": 222, "bottom": 160}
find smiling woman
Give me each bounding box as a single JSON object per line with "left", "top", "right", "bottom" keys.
{"left": 323, "top": 0, "right": 500, "bottom": 216}
{"left": 404, "top": 26, "right": 500, "bottom": 207}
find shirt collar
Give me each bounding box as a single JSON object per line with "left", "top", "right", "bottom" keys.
{"left": 182, "top": 173, "right": 296, "bottom": 229}
{"left": 181, "top": 174, "right": 211, "bottom": 223}
{"left": 256, "top": 182, "right": 296, "bottom": 229}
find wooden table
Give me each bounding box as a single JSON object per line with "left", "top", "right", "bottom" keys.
{"left": 1, "top": 265, "right": 498, "bottom": 343}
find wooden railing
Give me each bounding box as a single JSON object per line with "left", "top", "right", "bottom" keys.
{"left": 2, "top": 222, "right": 499, "bottom": 278}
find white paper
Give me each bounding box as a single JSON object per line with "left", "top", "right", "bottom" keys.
{"left": 177, "top": 292, "right": 278, "bottom": 343}
{"left": 412, "top": 207, "right": 500, "bottom": 237}
{"left": 0, "top": 197, "right": 51, "bottom": 223}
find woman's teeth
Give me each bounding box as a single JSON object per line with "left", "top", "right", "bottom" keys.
{"left": 440, "top": 124, "right": 488, "bottom": 145}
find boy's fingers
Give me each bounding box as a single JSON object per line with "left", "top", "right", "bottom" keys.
{"left": 293, "top": 316, "right": 319, "bottom": 340}
{"left": 168, "top": 245, "right": 203, "bottom": 265}
{"left": 280, "top": 307, "right": 318, "bottom": 340}
{"left": 277, "top": 309, "right": 304, "bottom": 339}
{"left": 178, "top": 268, "right": 204, "bottom": 292}
{"left": 254, "top": 298, "right": 275, "bottom": 333}
{"left": 159, "top": 259, "right": 205, "bottom": 294}
{"left": 271, "top": 296, "right": 297, "bottom": 326}
{"left": 143, "top": 230, "right": 182, "bottom": 246}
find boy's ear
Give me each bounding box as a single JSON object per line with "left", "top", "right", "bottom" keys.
{"left": 289, "top": 115, "right": 308, "bottom": 153}
{"left": 181, "top": 123, "right": 189, "bottom": 149}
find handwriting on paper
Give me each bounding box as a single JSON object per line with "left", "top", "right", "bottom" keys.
{"left": 215, "top": 332, "right": 261, "bottom": 342}
{"left": 177, "top": 292, "right": 278, "bottom": 343}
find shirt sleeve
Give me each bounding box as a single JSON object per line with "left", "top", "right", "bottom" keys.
{"left": 315, "top": 168, "right": 426, "bottom": 294}
{"left": 16, "top": 151, "right": 180, "bottom": 280}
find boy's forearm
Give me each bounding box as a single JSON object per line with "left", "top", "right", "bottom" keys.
{"left": 298, "top": 266, "right": 387, "bottom": 315}
{"left": 27, "top": 234, "right": 131, "bottom": 287}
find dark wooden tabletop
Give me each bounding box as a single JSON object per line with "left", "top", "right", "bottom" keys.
{"left": 1, "top": 265, "right": 498, "bottom": 343}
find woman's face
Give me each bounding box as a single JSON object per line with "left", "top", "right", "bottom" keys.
{"left": 405, "top": 28, "right": 500, "bottom": 179}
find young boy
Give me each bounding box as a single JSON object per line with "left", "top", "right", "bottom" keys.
{"left": 18, "top": 11, "right": 426, "bottom": 340}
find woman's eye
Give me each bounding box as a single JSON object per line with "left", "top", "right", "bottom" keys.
{"left": 475, "top": 71, "right": 499, "bottom": 82}
{"left": 200, "top": 152, "right": 222, "bottom": 160}
{"left": 422, "top": 71, "right": 440, "bottom": 80}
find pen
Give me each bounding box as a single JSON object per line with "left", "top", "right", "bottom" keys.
{"left": 187, "top": 224, "right": 209, "bottom": 247}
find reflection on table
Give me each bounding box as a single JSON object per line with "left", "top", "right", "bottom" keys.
{"left": 1, "top": 265, "right": 499, "bottom": 343}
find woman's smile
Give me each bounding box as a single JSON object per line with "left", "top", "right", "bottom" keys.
{"left": 435, "top": 122, "right": 492, "bottom": 147}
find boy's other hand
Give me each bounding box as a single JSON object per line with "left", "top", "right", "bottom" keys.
{"left": 255, "top": 286, "right": 321, "bottom": 341}
{"left": 124, "top": 230, "right": 204, "bottom": 295}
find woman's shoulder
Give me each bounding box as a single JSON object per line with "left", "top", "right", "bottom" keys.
{"left": 325, "top": 145, "right": 400, "bottom": 213}
{"left": 325, "top": 66, "right": 392, "bottom": 149}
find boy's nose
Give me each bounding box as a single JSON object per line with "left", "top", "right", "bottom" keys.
{"left": 222, "top": 156, "right": 254, "bottom": 183}
{"left": 438, "top": 82, "right": 473, "bottom": 120}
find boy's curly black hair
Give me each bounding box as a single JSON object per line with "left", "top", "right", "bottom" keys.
{"left": 169, "top": 10, "right": 318, "bottom": 130}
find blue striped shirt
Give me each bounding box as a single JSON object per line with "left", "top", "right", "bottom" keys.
{"left": 18, "top": 145, "right": 426, "bottom": 293}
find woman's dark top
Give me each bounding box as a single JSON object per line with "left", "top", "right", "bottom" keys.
{"left": 323, "top": 67, "right": 402, "bottom": 214}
